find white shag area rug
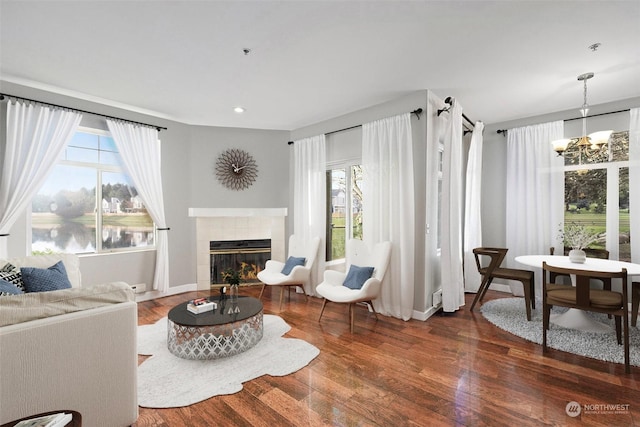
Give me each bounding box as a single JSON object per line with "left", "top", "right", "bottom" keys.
{"left": 480, "top": 298, "right": 640, "bottom": 367}
{"left": 137, "top": 314, "right": 320, "bottom": 408}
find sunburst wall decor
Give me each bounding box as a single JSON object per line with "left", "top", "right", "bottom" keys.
{"left": 215, "top": 148, "right": 258, "bottom": 191}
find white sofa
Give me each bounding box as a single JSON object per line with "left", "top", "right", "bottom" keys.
{"left": 0, "top": 254, "right": 138, "bottom": 426}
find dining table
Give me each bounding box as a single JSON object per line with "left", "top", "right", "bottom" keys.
{"left": 515, "top": 255, "right": 640, "bottom": 333}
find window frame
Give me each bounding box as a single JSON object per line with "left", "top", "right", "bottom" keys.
{"left": 326, "top": 158, "right": 362, "bottom": 264}
{"left": 29, "top": 126, "right": 156, "bottom": 255}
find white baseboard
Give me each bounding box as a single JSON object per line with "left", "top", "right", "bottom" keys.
{"left": 412, "top": 284, "right": 516, "bottom": 321}
{"left": 135, "top": 283, "right": 198, "bottom": 302}
{"left": 412, "top": 306, "right": 441, "bottom": 321}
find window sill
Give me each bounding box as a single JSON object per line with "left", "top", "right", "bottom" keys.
{"left": 78, "top": 248, "right": 156, "bottom": 258}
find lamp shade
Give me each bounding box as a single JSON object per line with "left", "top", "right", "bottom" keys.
{"left": 551, "top": 138, "right": 571, "bottom": 153}
{"left": 588, "top": 130, "right": 613, "bottom": 145}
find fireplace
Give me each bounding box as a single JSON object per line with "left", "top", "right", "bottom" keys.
{"left": 210, "top": 239, "right": 271, "bottom": 285}
{"left": 189, "top": 207, "right": 287, "bottom": 290}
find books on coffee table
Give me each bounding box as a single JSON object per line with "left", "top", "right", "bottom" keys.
{"left": 187, "top": 299, "right": 217, "bottom": 314}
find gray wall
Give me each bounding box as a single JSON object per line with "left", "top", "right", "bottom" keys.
{"left": 188, "top": 125, "right": 289, "bottom": 210}
{"left": 0, "top": 81, "right": 289, "bottom": 291}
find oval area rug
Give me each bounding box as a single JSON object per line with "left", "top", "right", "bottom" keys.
{"left": 137, "top": 314, "right": 320, "bottom": 408}
{"left": 480, "top": 297, "right": 640, "bottom": 368}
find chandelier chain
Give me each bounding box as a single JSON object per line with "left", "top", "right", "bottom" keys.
{"left": 582, "top": 77, "right": 588, "bottom": 136}
{"left": 551, "top": 72, "right": 614, "bottom": 163}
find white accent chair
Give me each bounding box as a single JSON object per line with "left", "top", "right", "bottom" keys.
{"left": 257, "top": 235, "right": 320, "bottom": 310}
{"left": 317, "top": 239, "right": 392, "bottom": 333}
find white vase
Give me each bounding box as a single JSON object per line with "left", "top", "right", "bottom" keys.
{"left": 569, "top": 249, "right": 586, "bottom": 263}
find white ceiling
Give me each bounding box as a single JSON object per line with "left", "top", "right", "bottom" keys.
{"left": 1, "top": 1, "right": 639, "bottom": 130}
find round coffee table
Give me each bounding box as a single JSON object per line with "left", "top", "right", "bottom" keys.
{"left": 167, "top": 296, "right": 263, "bottom": 360}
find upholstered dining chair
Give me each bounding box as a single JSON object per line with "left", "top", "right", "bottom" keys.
{"left": 470, "top": 247, "right": 535, "bottom": 321}
{"left": 316, "top": 239, "right": 392, "bottom": 333}
{"left": 257, "top": 235, "right": 320, "bottom": 310}
{"left": 542, "top": 262, "right": 630, "bottom": 374}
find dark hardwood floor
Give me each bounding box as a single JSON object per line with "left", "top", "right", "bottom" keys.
{"left": 134, "top": 287, "right": 639, "bottom": 426}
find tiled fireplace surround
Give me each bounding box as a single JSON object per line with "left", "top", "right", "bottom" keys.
{"left": 189, "top": 208, "right": 288, "bottom": 290}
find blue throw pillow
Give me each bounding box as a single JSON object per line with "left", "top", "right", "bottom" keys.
{"left": 342, "top": 265, "right": 375, "bottom": 290}
{"left": 0, "top": 278, "right": 24, "bottom": 296}
{"left": 281, "top": 256, "right": 306, "bottom": 275}
{"left": 21, "top": 261, "right": 73, "bottom": 293}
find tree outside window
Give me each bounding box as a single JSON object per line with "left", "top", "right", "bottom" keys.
{"left": 326, "top": 164, "right": 363, "bottom": 261}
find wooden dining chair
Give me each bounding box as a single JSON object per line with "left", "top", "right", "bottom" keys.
{"left": 548, "top": 246, "right": 614, "bottom": 319}
{"left": 542, "top": 262, "right": 630, "bottom": 374}
{"left": 470, "top": 247, "right": 535, "bottom": 321}
{"left": 548, "top": 246, "right": 611, "bottom": 290}
{"left": 632, "top": 281, "right": 640, "bottom": 327}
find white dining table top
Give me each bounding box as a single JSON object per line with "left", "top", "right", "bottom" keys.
{"left": 515, "top": 255, "right": 640, "bottom": 276}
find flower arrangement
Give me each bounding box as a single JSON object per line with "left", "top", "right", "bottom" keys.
{"left": 221, "top": 264, "right": 251, "bottom": 286}
{"left": 559, "top": 222, "right": 602, "bottom": 250}
{"left": 221, "top": 268, "right": 243, "bottom": 286}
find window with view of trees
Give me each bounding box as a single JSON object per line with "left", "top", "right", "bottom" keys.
{"left": 326, "top": 164, "right": 363, "bottom": 261}
{"left": 31, "top": 128, "right": 155, "bottom": 254}
{"left": 562, "top": 131, "right": 630, "bottom": 261}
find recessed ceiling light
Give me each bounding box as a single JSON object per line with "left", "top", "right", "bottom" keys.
{"left": 234, "top": 106, "right": 245, "bottom": 113}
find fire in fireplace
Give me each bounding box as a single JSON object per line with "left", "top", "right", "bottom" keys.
{"left": 210, "top": 239, "right": 271, "bottom": 285}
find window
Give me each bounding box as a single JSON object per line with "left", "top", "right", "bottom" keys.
{"left": 562, "top": 131, "right": 630, "bottom": 261}
{"left": 31, "top": 128, "right": 155, "bottom": 254}
{"left": 326, "top": 164, "right": 363, "bottom": 261}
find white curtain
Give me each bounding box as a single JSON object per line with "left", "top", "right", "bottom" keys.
{"left": 441, "top": 101, "right": 465, "bottom": 312}
{"left": 0, "top": 100, "right": 82, "bottom": 257}
{"left": 292, "top": 134, "right": 326, "bottom": 294}
{"left": 630, "top": 108, "right": 640, "bottom": 264}
{"left": 505, "top": 121, "right": 564, "bottom": 291}
{"left": 463, "top": 121, "right": 484, "bottom": 292}
{"left": 362, "top": 113, "right": 414, "bottom": 320}
{"left": 106, "top": 120, "right": 169, "bottom": 292}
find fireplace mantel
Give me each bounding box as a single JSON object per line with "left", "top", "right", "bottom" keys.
{"left": 189, "top": 208, "right": 287, "bottom": 218}
{"left": 190, "top": 207, "right": 287, "bottom": 290}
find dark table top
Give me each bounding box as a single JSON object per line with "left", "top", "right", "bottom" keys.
{"left": 1, "top": 410, "right": 82, "bottom": 427}
{"left": 168, "top": 296, "right": 263, "bottom": 327}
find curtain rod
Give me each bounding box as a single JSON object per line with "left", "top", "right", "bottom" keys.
{"left": 0, "top": 93, "right": 168, "bottom": 132}
{"left": 496, "top": 108, "right": 631, "bottom": 135}
{"left": 436, "top": 96, "right": 476, "bottom": 130}
{"left": 287, "top": 108, "right": 423, "bottom": 145}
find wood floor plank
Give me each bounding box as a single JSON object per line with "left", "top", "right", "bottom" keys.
{"left": 259, "top": 388, "right": 327, "bottom": 426}
{"left": 134, "top": 288, "right": 639, "bottom": 426}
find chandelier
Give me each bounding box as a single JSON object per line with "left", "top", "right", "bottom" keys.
{"left": 551, "top": 72, "right": 613, "bottom": 162}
